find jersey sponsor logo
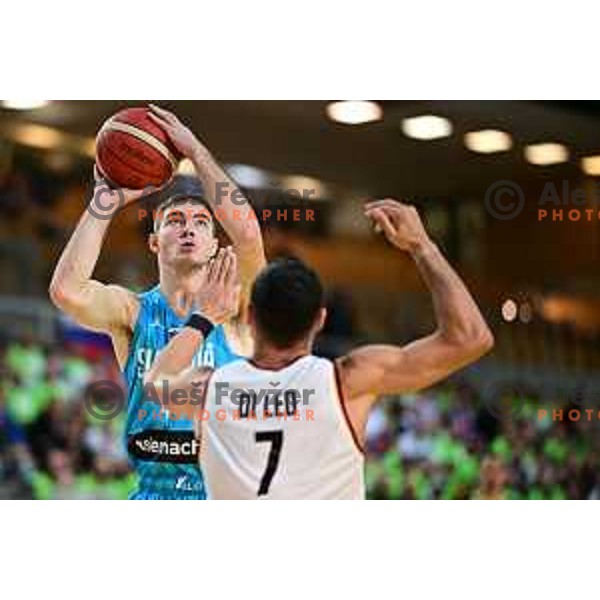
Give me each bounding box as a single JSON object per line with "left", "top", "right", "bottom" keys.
{"left": 127, "top": 430, "right": 200, "bottom": 464}
{"left": 174, "top": 475, "right": 201, "bottom": 492}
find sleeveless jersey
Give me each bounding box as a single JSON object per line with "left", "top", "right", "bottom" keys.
{"left": 123, "top": 285, "right": 242, "bottom": 499}
{"left": 200, "top": 355, "right": 365, "bottom": 499}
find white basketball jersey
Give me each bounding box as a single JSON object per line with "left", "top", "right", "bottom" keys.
{"left": 200, "top": 355, "right": 365, "bottom": 499}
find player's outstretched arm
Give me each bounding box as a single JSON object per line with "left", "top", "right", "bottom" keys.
{"left": 49, "top": 168, "right": 147, "bottom": 359}
{"left": 337, "top": 199, "right": 494, "bottom": 405}
{"left": 148, "top": 104, "right": 266, "bottom": 315}
{"left": 143, "top": 247, "right": 240, "bottom": 401}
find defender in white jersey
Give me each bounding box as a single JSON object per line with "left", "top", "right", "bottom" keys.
{"left": 201, "top": 355, "right": 365, "bottom": 499}
{"left": 147, "top": 199, "right": 495, "bottom": 499}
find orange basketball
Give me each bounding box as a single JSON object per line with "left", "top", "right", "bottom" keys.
{"left": 96, "top": 107, "right": 181, "bottom": 189}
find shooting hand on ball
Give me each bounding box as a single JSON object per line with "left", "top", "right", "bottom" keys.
{"left": 147, "top": 104, "right": 208, "bottom": 161}
{"left": 91, "top": 164, "right": 158, "bottom": 217}
{"left": 93, "top": 164, "right": 161, "bottom": 205}
{"left": 364, "top": 199, "right": 431, "bottom": 254}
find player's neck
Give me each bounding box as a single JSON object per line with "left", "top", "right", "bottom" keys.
{"left": 251, "top": 341, "right": 311, "bottom": 371}
{"left": 158, "top": 263, "right": 203, "bottom": 311}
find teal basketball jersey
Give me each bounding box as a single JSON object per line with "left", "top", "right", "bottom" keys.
{"left": 123, "top": 285, "right": 242, "bottom": 499}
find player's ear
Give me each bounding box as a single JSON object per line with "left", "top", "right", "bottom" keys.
{"left": 148, "top": 232, "right": 159, "bottom": 255}
{"left": 315, "top": 307, "right": 327, "bottom": 333}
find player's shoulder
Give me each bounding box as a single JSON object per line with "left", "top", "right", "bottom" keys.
{"left": 101, "top": 283, "right": 140, "bottom": 330}
{"left": 296, "top": 354, "right": 333, "bottom": 375}
{"left": 132, "top": 284, "right": 164, "bottom": 318}
{"left": 136, "top": 284, "right": 161, "bottom": 302}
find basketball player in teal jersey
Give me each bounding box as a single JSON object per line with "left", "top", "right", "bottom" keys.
{"left": 49, "top": 105, "right": 266, "bottom": 499}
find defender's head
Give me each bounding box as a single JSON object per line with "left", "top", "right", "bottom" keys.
{"left": 249, "top": 258, "right": 326, "bottom": 349}
{"left": 148, "top": 176, "right": 218, "bottom": 269}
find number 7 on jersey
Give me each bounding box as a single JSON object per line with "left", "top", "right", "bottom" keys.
{"left": 255, "top": 430, "right": 284, "bottom": 496}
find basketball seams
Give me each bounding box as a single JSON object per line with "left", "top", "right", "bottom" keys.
{"left": 100, "top": 119, "right": 178, "bottom": 170}
{"left": 95, "top": 107, "right": 183, "bottom": 189}
{"left": 97, "top": 140, "right": 167, "bottom": 186}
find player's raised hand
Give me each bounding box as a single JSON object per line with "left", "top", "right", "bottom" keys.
{"left": 198, "top": 246, "right": 242, "bottom": 323}
{"left": 174, "top": 246, "right": 241, "bottom": 323}
{"left": 147, "top": 104, "right": 206, "bottom": 160}
{"left": 364, "top": 199, "right": 430, "bottom": 254}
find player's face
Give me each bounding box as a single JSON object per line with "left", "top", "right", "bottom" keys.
{"left": 152, "top": 200, "right": 218, "bottom": 267}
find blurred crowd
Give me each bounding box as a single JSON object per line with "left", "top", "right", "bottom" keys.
{"left": 3, "top": 333, "right": 600, "bottom": 499}
{"left": 0, "top": 336, "right": 133, "bottom": 499}
{"left": 366, "top": 383, "right": 600, "bottom": 499}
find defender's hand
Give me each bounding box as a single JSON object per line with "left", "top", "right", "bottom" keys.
{"left": 147, "top": 104, "right": 207, "bottom": 160}
{"left": 364, "top": 199, "right": 430, "bottom": 254}
{"left": 197, "top": 247, "right": 241, "bottom": 324}
{"left": 174, "top": 247, "right": 241, "bottom": 323}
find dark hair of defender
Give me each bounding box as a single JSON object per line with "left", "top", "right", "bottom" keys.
{"left": 250, "top": 258, "right": 324, "bottom": 348}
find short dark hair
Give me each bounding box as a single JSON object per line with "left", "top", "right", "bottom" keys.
{"left": 250, "top": 258, "right": 324, "bottom": 348}
{"left": 152, "top": 175, "right": 213, "bottom": 232}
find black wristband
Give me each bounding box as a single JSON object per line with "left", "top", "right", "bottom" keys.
{"left": 184, "top": 313, "right": 215, "bottom": 338}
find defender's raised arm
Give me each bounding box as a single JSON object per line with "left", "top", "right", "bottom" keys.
{"left": 337, "top": 198, "right": 494, "bottom": 404}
